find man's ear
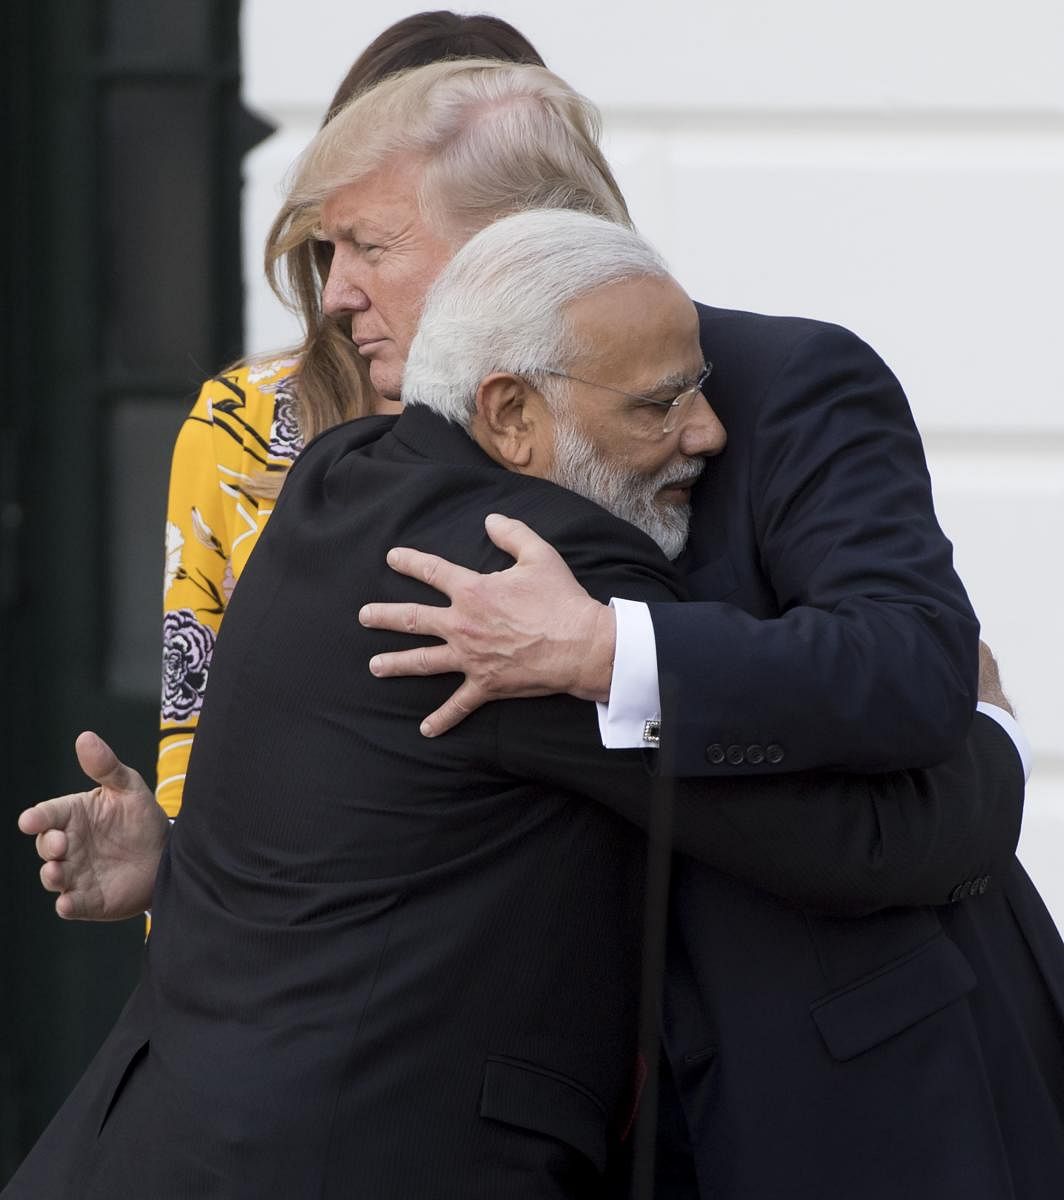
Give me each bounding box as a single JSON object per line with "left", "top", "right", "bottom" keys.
{"left": 473, "top": 373, "right": 545, "bottom": 471}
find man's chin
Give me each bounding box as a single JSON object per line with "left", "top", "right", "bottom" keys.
{"left": 656, "top": 486, "right": 693, "bottom": 507}
{"left": 367, "top": 359, "right": 404, "bottom": 405}
{"left": 647, "top": 502, "right": 692, "bottom": 560}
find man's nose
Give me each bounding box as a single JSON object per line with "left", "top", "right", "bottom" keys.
{"left": 679, "top": 394, "right": 727, "bottom": 458}
{"left": 321, "top": 248, "right": 370, "bottom": 319}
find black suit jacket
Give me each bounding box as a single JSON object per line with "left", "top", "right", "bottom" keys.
{"left": 2, "top": 407, "right": 1026, "bottom": 1200}
{"left": 655, "top": 307, "right": 1064, "bottom": 1199}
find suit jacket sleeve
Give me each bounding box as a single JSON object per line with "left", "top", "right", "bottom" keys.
{"left": 497, "top": 702, "right": 1022, "bottom": 916}
{"left": 490, "top": 502, "right": 1020, "bottom": 916}
{"left": 649, "top": 321, "right": 980, "bottom": 776}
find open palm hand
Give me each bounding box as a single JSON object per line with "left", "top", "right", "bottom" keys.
{"left": 18, "top": 731, "right": 170, "bottom": 921}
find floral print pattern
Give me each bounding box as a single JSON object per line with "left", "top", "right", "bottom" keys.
{"left": 159, "top": 357, "right": 300, "bottom": 816}
{"left": 163, "top": 522, "right": 184, "bottom": 595}
{"left": 268, "top": 376, "right": 304, "bottom": 461}
{"left": 221, "top": 560, "right": 237, "bottom": 604}
{"left": 161, "top": 608, "right": 216, "bottom": 721}
{"left": 191, "top": 506, "right": 223, "bottom": 554}
{"left": 247, "top": 356, "right": 298, "bottom": 387}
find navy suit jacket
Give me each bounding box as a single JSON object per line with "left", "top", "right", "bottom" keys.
{"left": 656, "top": 306, "right": 978, "bottom": 775}
{"left": 654, "top": 306, "right": 1064, "bottom": 1198}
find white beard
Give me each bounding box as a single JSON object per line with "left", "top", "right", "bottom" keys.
{"left": 546, "top": 421, "right": 703, "bottom": 560}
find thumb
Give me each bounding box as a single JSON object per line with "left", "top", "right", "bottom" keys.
{"left": 74, "top": 731, "right": 136, "bottom": 791}
{"left": 484, "top": 513, "right": 556, "bottom": 565}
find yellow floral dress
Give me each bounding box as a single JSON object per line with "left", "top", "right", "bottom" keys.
{"left": 157, "top": 356, "right": 304, "bottom": 817}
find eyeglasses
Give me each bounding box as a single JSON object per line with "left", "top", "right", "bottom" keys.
{"left": 541, "top": 362, "right": 713, "bottom": 435}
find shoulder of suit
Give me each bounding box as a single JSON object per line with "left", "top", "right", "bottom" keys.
{"left": 694, "top": 300, "right": 866, "bottom": 353}
{"left": 492, "top": 472, "right": 676, "bottom": 577}
{"left": 290, "top": 412, "right": 399, "bottom": 475}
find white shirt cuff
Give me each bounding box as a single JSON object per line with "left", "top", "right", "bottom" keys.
{"left": 976, "top": 702, "right": 1032, "bottom": 782}
{"left": 591, "top": 607, "right": 1033, "bottom": 780}
{"left": 596, "top": 599, "right": 662, "bottom": 748}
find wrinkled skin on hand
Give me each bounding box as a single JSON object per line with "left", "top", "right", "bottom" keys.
{"left": 18, "top": 731, "right": 170, "bottom": 921}
{"left": 358, "top": 513, "right": 617, "bottom": 737}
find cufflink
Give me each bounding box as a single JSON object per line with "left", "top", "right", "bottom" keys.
{"left": 642, "top": 719, "right": 661, "bottom": 747}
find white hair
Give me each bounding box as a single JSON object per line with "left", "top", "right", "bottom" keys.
{"left": 402, "top": 209, "right": 670, "bottom": 426}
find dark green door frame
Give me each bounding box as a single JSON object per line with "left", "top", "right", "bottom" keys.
{"left": 1, "top": 2, "right": 271, "bottom": 1181}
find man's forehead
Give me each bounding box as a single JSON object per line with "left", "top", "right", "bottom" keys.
{"left": 318, "top": 158, "right": 427, "bottom": 233}
{"left": 319, "top": 182, "right": 390, "bottom": 237}
{"left": 569, "top": 272, "right": 691, "bottom": 313}
{"left": 569, "top": 275, "right": 700, "bottom": 357}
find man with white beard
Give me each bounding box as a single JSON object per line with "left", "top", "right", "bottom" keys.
{"left": 3, "top": 209, "right": 1019, "bottom": 1200}
{"left": 399, "top": 208, "right": 722, "bottom": 560}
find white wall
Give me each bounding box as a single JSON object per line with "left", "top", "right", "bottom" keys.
{"left": 242, "top": 1, "right": 1064, "bottom": 926}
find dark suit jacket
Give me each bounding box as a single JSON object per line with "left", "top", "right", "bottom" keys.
{"left": 654, "top": 307, "right": 1064, "bottom": 1199}
{"left": 656, "top": 307, "right": 979, "bottom": 775}
{"left": 2, "top": 407, "right": 1026, "bottom": 1200}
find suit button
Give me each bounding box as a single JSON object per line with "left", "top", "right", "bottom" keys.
{"left": 745, "top": 744, "right": 765, "bottom": 765}
{"left": 766, "top": 744, "right": 784, "bottom": 764}
{"left": 706, "top": 744, "right": 725, "bottom": 765}
{"left": 726, "top": 744, "right": 745, "bottom": 765}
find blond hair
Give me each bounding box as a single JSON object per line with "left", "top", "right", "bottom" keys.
{"left": 264, "top": 59, "right": 630, "bottom": 453}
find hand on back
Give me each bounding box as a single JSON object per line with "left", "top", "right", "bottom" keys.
{"left": 359, "top": 514, "right": 616, "bottom": 736}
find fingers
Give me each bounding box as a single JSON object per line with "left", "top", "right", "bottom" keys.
{"left": 39, "top": 858, "right": 72, "bottom": 895}
{"left": 36, "top": 828, "right": 69, "bottom": 862}
{"left": 419, "top": 682, "right": 485, "bottom": 739}
{"left": 359, "top": 601, "right": 448, "bottom": 638}
{"left": 54, "top": 887, "right": 92, "bottom": 921}
{"left": 383, "top": 547, "right": 479, "bottom": 597}
{"left": 483, "top": 513, "right": 559, "bottom": 565}
{"left": 18, "top": 795, "right": 75, "bottom": 837}
{"left": 378, "top": 521, "right": 559, "bottom": 598}
{"left": 369, "top": 644, "right": 458, "bottom": 679}
{"left": 977, "top": 639, "right": 1013, "bottom": 716}
{"left": 37, "top": 832, "right": 100, "bottom": 921}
